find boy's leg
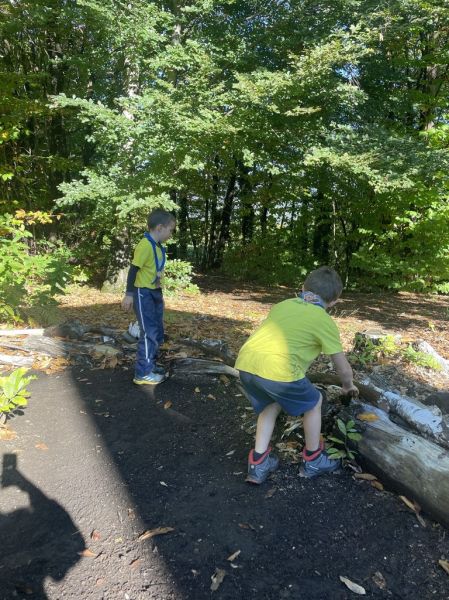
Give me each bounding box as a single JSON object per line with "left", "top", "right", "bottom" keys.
{"left": 301, "top": 391, "right": 340, "bottom": 478}
{"left": 134, "top": 289, "right": 161, "bottom": 378}
{"left": 239, "top": 372, "right": 280, "bottom": 484}
{"left": 302, "top": 394, "right": 323, "bottom": 452}
{"left": 255, "top": 402, "right": 282, "bottom": 454}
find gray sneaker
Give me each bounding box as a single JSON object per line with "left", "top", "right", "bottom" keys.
{"left": 133, "top": 371, "right": 166, "bottom": 385}
{"left": 246, "top": 448, "right": 279, "bottom": 484}
{"left": 300, "top": 450, "right": 341, "bottom": 478}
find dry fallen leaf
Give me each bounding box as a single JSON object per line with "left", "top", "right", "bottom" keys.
{"left": 399, "top": 496, "right": 426, "bottom": 527}
{"left": 207, "top": 394, "right": 216, "bottom": 400}
{"left": 227, "top": 550, "right": 241, "bottom": 562}
{"left": 439, "top": 559, "right": 449, "bottom": 576}
{"left": 78, "top": 548, "right": 97, "bottom": 558}
{"left": 210, "top": 568, "right": 226, "bottom": 591}
{"left": 399, "top": 495, "right": 416, "bottom": 511}
{"left": 35, "top": 442, "right": 49, "bottom": 451}
{"left": 358, "top": 412, "right": 379, "bottom": 422}
{"left": 194, "top": 387, "right": 201, "bottom": 393}
{"left": 90, "top": 529, "right": 101, "bottom": 541}
{"left": 339, "top": 575, "right": 366, "bottom": 595}
{"left": 164, "top": 401, "right": 173, "bottom": 409}
{"left": 0, "top": 428, "right": 17, "bottom": 441}
{"left": 354, "top": 473, "right": 377, "bottom": 481}
{"left": 219, "top": 374, "right": 230, "bottom": 385}
{"left": 265, "top": 487, "right": 276, "bottom": 498}
{"left": 238, "top": 522, "right": 256, "bottom": 531}
{"left": 371, "top": 480, "right": 384, "bottom": 491}
{"left": 130, "top": 558, "right": 141, "bottom": 570}
{"left": 138, "top": 527, "right": 175, "bottom": 541}
{"left": 372, "top": 571, "right": 387, "bottom": 590}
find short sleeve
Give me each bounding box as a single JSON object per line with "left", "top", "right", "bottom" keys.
{"left": 318, "top": 316, "right": 343, "bottom": 355}
{"left": 132, "top": 239, "right": 153, "bottom": 268}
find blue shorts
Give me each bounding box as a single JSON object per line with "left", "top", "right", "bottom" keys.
{"left": 239, "top": 371, "right": 321, "bottom": 416}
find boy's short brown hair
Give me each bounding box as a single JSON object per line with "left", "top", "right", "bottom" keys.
{"left": 147, "top": 209, "right": 176, "bottom": 230}
{"left": 303, "top": 266, "right": 343, "bottom": 303}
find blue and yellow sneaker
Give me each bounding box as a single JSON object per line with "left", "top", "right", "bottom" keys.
{"left": 133, "top": 371, "right": 166, "bottom": 385}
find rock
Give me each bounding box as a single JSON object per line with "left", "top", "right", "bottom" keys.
{"left": 423, "top": 392, "right": 449, "bottom": 415}
{"left": 44, "top": 320, "right": 86, "bottom": 340}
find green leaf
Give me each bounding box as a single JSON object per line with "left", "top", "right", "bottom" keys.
{"left": 347, "top": 432, "right": 362, "bottom": 441}
{"left": 337, "top": 419, "right": 347, "bottom": 436}
{"left": 327, "top": 436, "right": 345, "bottom": 445}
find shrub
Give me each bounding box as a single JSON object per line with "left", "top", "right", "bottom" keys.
{"left": 163, "top": 259, "right": 199, "bottom": 296}
{"left": 0, "top": 214, "right": 72, "bottom": 323}
{"left": 0, "top": 368, "right": 36, "bottom": 416}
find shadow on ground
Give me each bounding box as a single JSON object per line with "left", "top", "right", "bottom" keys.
{"left": 1, "top": 365, "right": 448, "bottom": 599}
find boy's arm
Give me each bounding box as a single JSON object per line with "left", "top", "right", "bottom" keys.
{"left": 330, "top": 352, "right": 358, "bottom": 396}
{"left": 121, "top": 264, "right": 139, "bottom": 311}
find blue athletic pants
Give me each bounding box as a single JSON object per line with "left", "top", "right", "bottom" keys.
{"left": 134, "top": 288, "right": 164, "bottom": 378}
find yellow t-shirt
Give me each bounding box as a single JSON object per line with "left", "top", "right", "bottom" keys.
{"left": 132, "top": 238, "right": 164, "bottom": 289}
{"left": 235, "top": 298, "right": 343, "bottom": 382}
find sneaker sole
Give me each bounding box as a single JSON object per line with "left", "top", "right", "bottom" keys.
{"left": 133, "top": 378, "right": 165, "bottom": 386}
{"left": 299, "top": 465, "right": 342, "bottom": 479}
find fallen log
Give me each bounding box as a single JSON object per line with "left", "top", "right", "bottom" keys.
{"left": 0, "top": 329, "right": 44, "bottom": 336}
{"left": 23, "top": 337, "right": 121, "bottom": 359}
{"left": 353, "top": 403, "right": 449, "bottom": 528}
{"left": 415, "top": 340, "right": 449, "bottom": 373}
{"left": 180, "top": 338, "right": 236, "bottom": 366}
{"left": 361, "top": 377, "right": 449, "bottom": 450}
{"left": 0, "top": 354, "right": 34, "bottom": 367}
{"left": 171, "top": 358, "right": 239, "bottom": 378}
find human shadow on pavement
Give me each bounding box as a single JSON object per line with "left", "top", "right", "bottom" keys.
{"left": 0, "top": 454, "right": 85, "bottom": 600}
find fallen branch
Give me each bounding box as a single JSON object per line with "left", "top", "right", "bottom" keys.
{"left": 171, "top": 358, "right": 239, "bottom": 378}
{"left": 180, "top": 338, "right": 236, "bottom": 366}
{"left": 416, "top": 340, "right": 449, "bottom": 373}
{"left": 0, "top": 354, "right": 34, "bottom": 367}
{"left": 0, "top": 329, "right": 44, "bottom": 336}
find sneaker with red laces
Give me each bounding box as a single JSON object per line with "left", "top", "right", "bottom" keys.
{"left": 246, "top": 448, "right": 279, "bottom": 484}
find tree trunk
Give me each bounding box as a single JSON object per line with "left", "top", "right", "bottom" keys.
{"left": 354, "top": 403, "right": 449, "bottom": 528}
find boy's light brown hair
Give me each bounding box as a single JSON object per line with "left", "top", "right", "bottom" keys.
{"left": 147, "top": 209, "right": 176, "bottom": 230}
{"left": 303, "top": 266, "right": 343, "bottom": 303}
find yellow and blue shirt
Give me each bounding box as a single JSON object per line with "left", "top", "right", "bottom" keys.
{"left": 132, "top": 237, "right": 165, "bottom": 289}
{"left": 235, "top": 298, "right": 343, "bottom": 382}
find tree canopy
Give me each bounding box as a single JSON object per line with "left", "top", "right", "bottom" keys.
{"left": 1, "top": 0, "right": 449, "bottom": 292}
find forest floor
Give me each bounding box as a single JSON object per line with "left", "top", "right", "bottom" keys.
{"left": 1, "top": 277, "right": 449, "bottom": 600}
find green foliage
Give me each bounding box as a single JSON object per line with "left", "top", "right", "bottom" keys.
{"left": 350, "top": 334, "right": 400, "bottom": 366}
{"left": 402, "top": 346, "right": 442, "bottom": 371}
{"left": 327, "top": 419, "right": 362, "bottom": 461}
{"left": 0, "top": 368, "right": 36, "bottom": 416}
{"left": 163, "top": 259, "right": 199, "bottom": 297}
{"left": 0, "top": 215, "right": 72, "bottom": 323}
{"left": 1, "top": 1, "right": 449, "bottom": 291}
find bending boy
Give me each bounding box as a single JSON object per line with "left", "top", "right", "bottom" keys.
{"left": 235, "top": 266, "right": 358, "bottom": 483}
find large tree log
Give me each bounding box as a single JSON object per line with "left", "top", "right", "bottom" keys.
{"left": 354, "top": 403, "right": 449, "bottom": 528}
{"left": 0, "top": 354, "right": 34, "bottom": 367}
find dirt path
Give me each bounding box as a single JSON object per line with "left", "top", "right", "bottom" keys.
{"left": 1, "top": 367, "right": 448, "bottom": 600}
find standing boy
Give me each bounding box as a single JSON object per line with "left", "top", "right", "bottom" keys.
{"left": 235, "top": 266, "right": 358, "bottom": 483}
{"left": 122, "top": 209, "right": 176, "bottom": 385}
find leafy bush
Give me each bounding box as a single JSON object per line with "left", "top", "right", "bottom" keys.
{"left": 163, "top": 259, "right": 199, "bottom": 296}
{"left": 402, "top": 345, "right": 442, "bottom": 371}
{"left": 0, "top": 214, "right": 72, "bottom": 323}
{"left": 0, "top": 368, "right": 36, "bottom": 416}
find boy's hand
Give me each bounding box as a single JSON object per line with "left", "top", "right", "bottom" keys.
{"left": 121, "top": 295, "right": 133, "bottom": 311}
{"left": 342, "top": 384, "right": 359, "bottom": 398}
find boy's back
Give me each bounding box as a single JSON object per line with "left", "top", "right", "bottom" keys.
{"left": 235, "top": 298, "right": 343, "bottom": 382}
